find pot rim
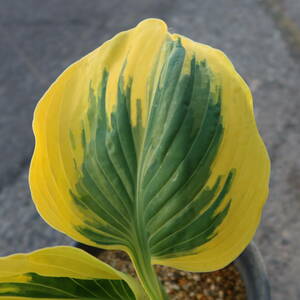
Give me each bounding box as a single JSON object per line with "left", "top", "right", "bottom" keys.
{"left": 234, "top": 241, "right": 271, "bottom": 300}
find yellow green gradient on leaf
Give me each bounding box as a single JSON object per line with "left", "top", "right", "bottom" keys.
{"left": 29, "top": 18, "right": 270, "bottom": 299}
{"left": 0, "top": 246, "right": 146, "bottom": 299}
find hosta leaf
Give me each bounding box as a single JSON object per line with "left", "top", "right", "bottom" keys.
{"left": 0, "top": 246, "right": 145, "bottom": 299}
{"left": 29, "top": 18, "right": 270, "bottom": 296}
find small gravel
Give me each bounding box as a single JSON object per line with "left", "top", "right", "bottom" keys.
{"left": 98, "top": 250, "right": 247, "bottom": 300}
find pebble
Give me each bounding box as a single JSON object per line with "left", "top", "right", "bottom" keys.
{"left": 98, "top": 250, "right": 247, "bottom": 299}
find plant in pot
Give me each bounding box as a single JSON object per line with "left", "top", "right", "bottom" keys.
{"left": 0, "top": 19, "right": 270, "bottom": 299}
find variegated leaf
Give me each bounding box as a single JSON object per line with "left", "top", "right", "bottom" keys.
{"left": 30, "top": 19, "right": 270, "bottom": 299}
{"left": 0, "top": 246, "right": 145, "bottom": 299}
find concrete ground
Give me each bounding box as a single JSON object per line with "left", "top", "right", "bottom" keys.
{"left": 0, "top": 0, "right": 299, "bottom": 299}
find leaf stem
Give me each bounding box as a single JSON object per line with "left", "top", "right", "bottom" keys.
{"left": 130, "top": 234, "right": 168, "bottom": 300}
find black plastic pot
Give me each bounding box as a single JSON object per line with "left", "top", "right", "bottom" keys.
{"left": 234, "top": 242, "right": 271, "bottom": 300}
{"left": 74, "top": 241, "right": 271, "bottom": 300}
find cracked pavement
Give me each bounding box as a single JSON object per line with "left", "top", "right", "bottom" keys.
{"left": 0, "top": 1, "right": 299, "bottom": 299}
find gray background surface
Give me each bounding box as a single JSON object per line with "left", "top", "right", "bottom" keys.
{"left": 0, "top": 1, "right": 299, "bottom": 299}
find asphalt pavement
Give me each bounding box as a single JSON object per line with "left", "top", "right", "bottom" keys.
{"left": 0, "top": 1, "right": 299, "bottom": 299}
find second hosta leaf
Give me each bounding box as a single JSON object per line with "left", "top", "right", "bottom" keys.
{"left": 30, "top": 19, "right": 270, "bottom": 274}
{"left": 0, "top": 246, "right": 145, "bottom": 299}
